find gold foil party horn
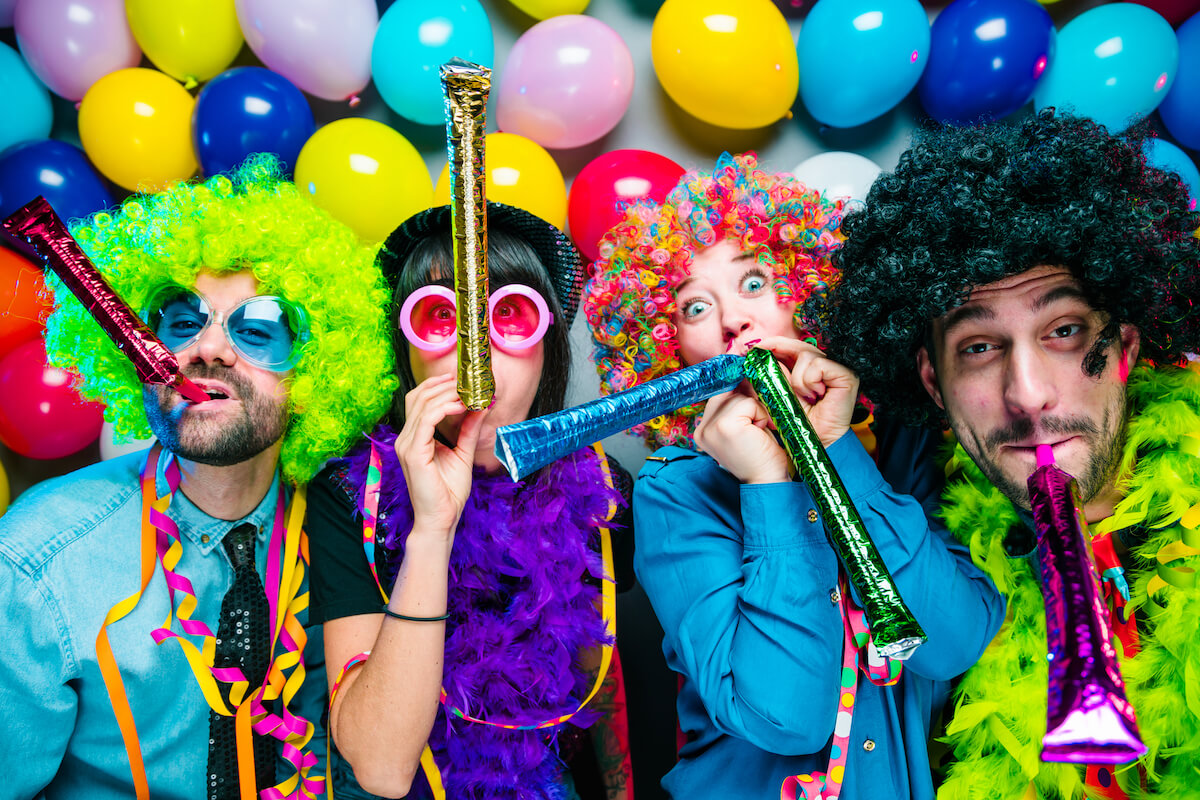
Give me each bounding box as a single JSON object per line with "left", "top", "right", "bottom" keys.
{"left": 441, "top": 57, "right": 493, "bottom": 410}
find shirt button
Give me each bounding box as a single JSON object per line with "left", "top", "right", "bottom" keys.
{"left": 807, "top": 509, "right": 819, "bottom": 523}
{"left": 863, "top": 739, "right": 876, "bottom": 752}
{"left": 829, "top": 588, "right": 840, "bottom": 604}
{"left": 201, "top": 534, "right": 210, "bottom": 544}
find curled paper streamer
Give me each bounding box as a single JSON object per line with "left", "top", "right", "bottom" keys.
{"left": 1, "top": 197, "right": 209, "bottom": 404}
{"left": 1028, "top": 445, "right": 1146, "bottom": 764}
{"left": 742, "top": 347, "right": 925, "bottom": 659}
{"left": 442, "top": 58, "right": 493, "bottom": 410}
{"left": 495, "top": 354, "right": 745, "bottom": 480}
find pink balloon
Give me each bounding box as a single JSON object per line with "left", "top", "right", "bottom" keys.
{"left": 13, "top": 0, "right": 141, "bottom": 101}
{"left": 497, "top": 15, "right": 634, "bottom": 150}
{"left": 0, "top": 340, "right": 103, "bottom": 459}
{"left": 235, "top": 0, "right": 377, "bottom": 101}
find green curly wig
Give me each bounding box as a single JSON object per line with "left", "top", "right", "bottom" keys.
{"left": 583, "top": 152, "right": 847, "bottom": 449}
{"left": 43, "top": 155, "right": 397, "bottom": 483}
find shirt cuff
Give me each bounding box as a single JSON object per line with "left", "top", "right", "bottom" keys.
{"left": 740, "top": 481, "right": 822, "bottom": 552}
{"left": 825, "top": 428, "right": 885, "bottom": 499}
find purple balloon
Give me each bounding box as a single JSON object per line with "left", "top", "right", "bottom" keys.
{"left": 13, "top": 0, "right": 141, "bottom": 101}
{"left": 0, "top": 0, "right": 16, "bottom": 27}
{"left": 235, "top": 0, "right": 378, "bottom": 102}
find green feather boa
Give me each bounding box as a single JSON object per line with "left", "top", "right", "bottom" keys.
{"left": 937, "top": 364, "right": 1200, "bottom": 800}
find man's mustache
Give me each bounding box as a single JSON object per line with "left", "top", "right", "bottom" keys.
{"left": 985, "top": 415, "right": 1098, "bottom": 449}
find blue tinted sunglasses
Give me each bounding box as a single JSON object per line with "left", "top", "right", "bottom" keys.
{"left": 143, "top": 286, "right": 310, "bottom": 372}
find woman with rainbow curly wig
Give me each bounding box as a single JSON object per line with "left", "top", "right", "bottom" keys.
{"left": 582, "top": 153, "right": 1002, "bottom": 799}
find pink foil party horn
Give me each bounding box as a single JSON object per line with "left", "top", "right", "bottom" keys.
{"left": 1027, "top": 444, "right": 1145, "bottom": 764}
{"left": 1, "top": 197, "right": 209, "bottom": 404}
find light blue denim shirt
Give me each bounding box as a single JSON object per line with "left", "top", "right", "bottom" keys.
{"left": 0, "top": 449, "right": 327, "bottom": 800}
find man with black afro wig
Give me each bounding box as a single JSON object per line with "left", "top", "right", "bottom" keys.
{"left": 817, "top": 108, "right": 1200, "bottom": 799}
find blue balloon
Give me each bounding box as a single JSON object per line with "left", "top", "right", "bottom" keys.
{"left": 371, "top": 0, "right": 494, "bottom": 126}
{"left": 0, "top": 139, "right": 114, "bottom": 224}
{"left": 1158, "top": 12, "right": 1200, "bottom": 151}
{"left": 919, "top": 0, "right": 1055, "bottom": 125}
{"left": 1033, "top": 4, "right": 1178, "bottom": 134}
{"left": 192, "top": 67, "right": 315, "bottom": 178}
{"left": 798, "top": 0, "right": 930, "bottom": 129}
{"left": 1145, "top": 138, "right": 1200, "bottom": 210}
{"left": 0, "top": 42, "right": 52, "bottom": 154}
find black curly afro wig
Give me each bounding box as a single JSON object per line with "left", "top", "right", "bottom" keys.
{"left": 814, "top": 109, "right": 1200, "bottom": 428}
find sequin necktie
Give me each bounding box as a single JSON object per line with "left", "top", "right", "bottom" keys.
{"left": 207, "top": 523, "right": 275, "bottom": 799}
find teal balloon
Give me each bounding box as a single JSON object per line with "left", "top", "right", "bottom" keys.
{"left": 1033, "top": 4, "right": 1178, "bottom": 134}
{"left": 798, "top": 0, "right": 930, "bottom": 128}
{"left": 371, "top": 0, "right": 494, "bottom": 126}
{"left": 0, "top": 42, "right": 52, "bottom": 154}
{"left": 1145, "top": 138, "right": 1200, "bottom": 210}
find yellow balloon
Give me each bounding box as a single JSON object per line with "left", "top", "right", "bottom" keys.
{"left": 295, "top": 118, "right": 434, "bottom": 244}
{"left": 433, "top": 133, "right": 566, "bottom": 229}
{"left": 125, "top": 0, "right": 244, "bottom": 87}
{"left": 0, "top": 457, "right": 8, "bottom": 518}
{"left": 79, "top": 68, "right": 198, "bottom": 192}
{"left": 506, "top": 0, "right": 589, "bottom": 19}
{"left": 651, "top": 0, "right": 798, "bottom": 129}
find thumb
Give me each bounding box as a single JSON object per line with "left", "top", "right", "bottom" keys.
{"left": 454, "top": 408, "right": 490, "bottom": 461}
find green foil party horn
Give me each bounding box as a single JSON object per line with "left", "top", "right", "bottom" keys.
{"left": 743, "top": 347, "right": 926, "bottom": 659}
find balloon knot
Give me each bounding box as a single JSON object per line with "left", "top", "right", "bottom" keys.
{"left": 184, "top": 77, "right": 199, "bottom": 91}
{"left": 348, "top": 95, "right": 362, "bottom": 108}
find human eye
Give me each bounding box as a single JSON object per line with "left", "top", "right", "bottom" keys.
{"left": 1047, "top": 322, "right": 1084, "bottom": 339}
{"left": 739, "top": 269, "right": 769, "bottom": 295}
{"left": 959, "top": 340, "right": 997, "bottom": 357}
{"left": 680, "top": 298, "right": 710, "bottom": 319}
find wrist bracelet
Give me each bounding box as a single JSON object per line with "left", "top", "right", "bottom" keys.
{"left": 381, "top": 604, "right": 449, "bottom": 622}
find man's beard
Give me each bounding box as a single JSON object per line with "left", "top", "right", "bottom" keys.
{"left": 144, "top": 365, "right": 288, "bottom": 467}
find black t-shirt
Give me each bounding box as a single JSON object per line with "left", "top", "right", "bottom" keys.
{"left": 307, "top": 453, "right": 636, "bottom": 625}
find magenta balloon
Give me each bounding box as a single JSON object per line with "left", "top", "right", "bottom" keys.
{"left": 13, "top": 0, "right": 141, "bottom": 101}
{"left": 497, "top": 15, "right": 635, "bottom": 150}
{"left": 235, "top": 0, "right": 378, "bottom": 101}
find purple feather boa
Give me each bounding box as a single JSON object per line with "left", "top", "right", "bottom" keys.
{"left": 339, "top": 426, "right": 619, "bottom": 800}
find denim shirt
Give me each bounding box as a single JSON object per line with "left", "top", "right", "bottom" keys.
{"left": 0, "top": 449, "right": 327, "bottom": 800}
{"left": 634, "top": 424, "right": 1005, "bottom": 799}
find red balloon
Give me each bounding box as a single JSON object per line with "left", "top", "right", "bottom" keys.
{"left": 567, "top": 149, "right": 686, "bottom": 262}
{"left": 0, "top": 248, "right": 52, "bottom": 360}
{"left": 1129, "top": 0, "right": 1200, "bottom": 25}
{"left": 0, "top": 339, "right": 103, "bottom": 459}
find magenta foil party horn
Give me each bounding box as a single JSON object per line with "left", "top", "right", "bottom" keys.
{"left": 1028, "top": 444, "right": 1145, "bottom": 764}
{"left": 494, "top": 353, "right": 745, "bottom": 480}
{"left": 1, "top": 197, "right": 209, "bottom": 404}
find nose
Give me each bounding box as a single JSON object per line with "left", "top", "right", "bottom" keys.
{"left": 720, "top": 299, "right": 753, "bottom": 343}
{"left": 186, "top": 317, "right": 238, "bottom": 367}
{"left": 1003, "top": 341, "right": 1057, "bottom": 420}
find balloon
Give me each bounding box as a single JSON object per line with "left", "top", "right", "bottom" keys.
{"left": 433, "top": 132, "right": 566, "bottom": 228}
{"left": 497, "top": 16, "right": 634, "bottom": 150}
{"left": 567, "top": 149, "right": 685, "bottom": 261}
{"left": 651, "top": 0, "right": 798, "bottom": 130}
{"left": 1145, "top": 138, "right": 1200, "bottom": 211}
{"left": 235, "top": 0, "right": 378, "bottom": 101}
{"left": 1033, "top": 4, "right": 1177, "bottom": 134}
{"left": 126, "top": 0, "right": 245, "bottom": 87}
{"left": 918, "top": 0, "right": 1055, "bottom": 125}
{"left": 790, "top": 151, "right": 883, "bottom": 202}
{"left": 0, "top": 247, "right": 51, "bottom": 360}
{"left": 506, "top": 0, "right": 589, "bottom": 19}
{"left": 371, "top": 0, "right": 494, "bottom": 127}
{"left": 193, "top": 67, "right": 315, "bottom": 177}
{"left": 0, "top": 140, "right": 114, "bottom": 225}
{"left": 798, "top": 0, "right": 930, "bottom": 129}
{"left": 1158, "top": 12, "right": 1200, "bottom": 151}
{"left": 0, "top": 42, "right": 52, "bottom": 154}
{"left": 294, "top": 118, "right": 433, "bottom": 243}
{"left": 0, "top": 340, "right": 104, "bottom": 460}
{"left": 78, "top": 68, "right": 198, "bottom": 192}
{"left": 99, "top": 420, "right": 154, "bottom": 461}
{"left": 13, "top": 0, "right": 141, "bottom": 101}
{"left": 1129, "top": 0, "right": 1200, "bottom": 26}
{"left": 0, "top": 0, "right": 15, "bottom": 27}
{"left": 0, "top": 455, "right": 8, "bottom": 518}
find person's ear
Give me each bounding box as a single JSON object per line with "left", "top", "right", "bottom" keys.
{"left": 916, "top": 346, "right": 945, "bottom": 410}
{"left": 1118, "top": 323, "right": 1140, "bottom": 378}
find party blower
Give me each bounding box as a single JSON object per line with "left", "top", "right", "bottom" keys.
{"left": 1, "top": 197, "right": 209, "bottom": 404}
{"left": 1027, "top": 444, "right": 1145, "bottom": 763}
{"left": 495, "top": 348, "right": 926, "bottom": 659}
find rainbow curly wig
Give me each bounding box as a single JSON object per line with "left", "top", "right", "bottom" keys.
{"left": 583, "top": 152, "right": 847, "bottom": 449}
{"left": 816, "top": 110, "right": 1200, "bottom": 429}
{"left": 43, "top": 155, "right": 397, "bottom": 483}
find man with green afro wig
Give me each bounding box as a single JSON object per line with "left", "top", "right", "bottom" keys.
{"left": 0, "top": 155, "right": 396, "bottom": 800}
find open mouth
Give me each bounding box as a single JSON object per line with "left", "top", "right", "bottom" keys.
{"left": 205, "top": 389, "right": 230, "bottom": 400}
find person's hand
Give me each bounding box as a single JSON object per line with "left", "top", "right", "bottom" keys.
{"left": 753, "top": 337, "right": 860, "bottom": 449}
{"left": 393, "top": 374, "right": 489, "bottom": 539}
{"left": 694, "top": 388, "right": 790, "bottom": 485}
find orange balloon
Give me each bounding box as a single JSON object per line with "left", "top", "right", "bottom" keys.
{"left": 0, "top": 248, "right": 51, "bottom": 360}
{"left": 433, "top": 132, "right": 566, "bottom": 228}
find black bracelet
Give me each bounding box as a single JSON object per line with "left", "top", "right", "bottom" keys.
{"left": 381, "top": 604, "right": 449, "bottom": 622}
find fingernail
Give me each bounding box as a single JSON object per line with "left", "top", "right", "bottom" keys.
{"left": 746, "top": 339, "right": 762, "bottom": 347}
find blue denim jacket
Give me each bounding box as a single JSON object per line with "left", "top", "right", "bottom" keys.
{"left": 0, "top": 449, "right": 327, "bottom": 800}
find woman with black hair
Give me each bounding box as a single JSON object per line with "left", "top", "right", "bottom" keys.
{"left": 306, "top": 204, "right": 634, "bottom": 800}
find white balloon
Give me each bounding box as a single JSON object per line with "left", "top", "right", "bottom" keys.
{"left": 100, "top": 421, "right": 154, "bottom": 461}
{"left": 790, "top": 151, "right": 883, "bottom": 203}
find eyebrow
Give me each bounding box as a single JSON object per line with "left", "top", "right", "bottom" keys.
{"left": 940, "top": 283, "right": 1093, "bottom": 338}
